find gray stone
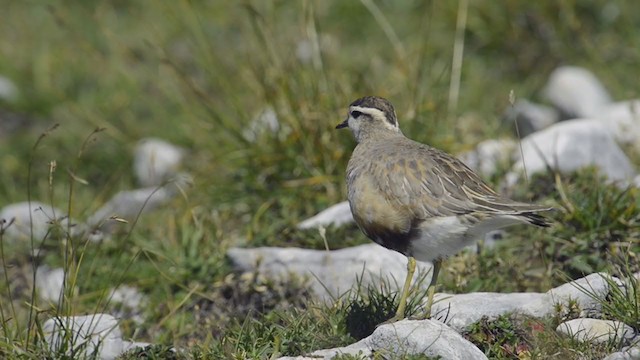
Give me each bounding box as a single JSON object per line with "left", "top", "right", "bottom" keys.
{"left": 603, "top": 346, "right": 640, "bottom": 360}
{"left": 556, "top": 318, "right": 635, "bottom": 344}
{"left": 302, "top": 320, "right": 486, "bottom": 360}
{"left": 431, "top": 273, "right": 613, "bottom": 332}
{"left": 109, "top": 285, "right": 145, "bottom": 309}
{"left": 35, "top": 266, "right": 68, "bottom": 304}
{"left": 43, "top": 313, "right": 149, "bottom": 359}
{"left": 543, "top": 66, "right": 611, "bottom": 118}
{"left": 227, "top": 244, "right": 434, "bottom": 301}
{"left": 595, "top": 100, "right": 640, "bottom": 145}
{"left": 109, "top": 285, "right": 146, "bottom": 324}
{"left": 546, "top": 272, "right": 612, "bottom": 316}
{"left": 507, "top": 119, "right": 635, "bottom": 185}
{"left": 87, "top": 173, "right": 192, "bottom": 233}
{"left": 297, "top": 201, "right": 354, "bottom": 229}
{"left": 44, "top": 314, "right": 122, "bottom": 360}
{"left": 243, "top": 107, "right": 281, "bottom": 142}
{"left": 134, "top": 138, "right": 185, "bottom": 187}
{"left": 458, "top": 139, "right": 516, "bottom": 178}
{"left": 0, "top": 201, "right": 78, "bottom": 242}
{"left": 504, "top": 99, "right": 559, "bottom": 137}
{"left": 431, "top": 292, "right": 547, "bottom": 331}
{"left": 0, "top": 75, "right": 18, "bottom": 102}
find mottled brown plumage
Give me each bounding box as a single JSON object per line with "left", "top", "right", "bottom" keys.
{"left": 336, "top": 96, "right": 551, "bottom": 322}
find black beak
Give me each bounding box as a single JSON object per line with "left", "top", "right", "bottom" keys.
{"left": 336, "top": 118, "right": 348, "bottom": 129}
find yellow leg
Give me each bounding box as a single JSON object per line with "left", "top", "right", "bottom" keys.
{"left": 423, "top": 258, "right": 442, "bottom": 319}
{"left": 383, "top": 256, "right": 416, "bottom": 324}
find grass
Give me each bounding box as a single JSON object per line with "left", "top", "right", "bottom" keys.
{"left": 1, "top": 0, "right": 640, "bottom": 359}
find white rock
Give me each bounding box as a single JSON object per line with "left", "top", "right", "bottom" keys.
{"left": 44, "top": 314, "right": 123, "bottom": 360}
{"left": 109, "top": 285, "right": 145, "bottom": 309}
{"left": 556, "top": 318, "right": 635, "bottom": 344}
{"left": 603, "top": 348, "right": 640, "bottom": 360}
{"left": 507, "top": 119, "right": 635, "bottom": 185}
{"left": 0, "top": 75, "right": 18, "bottom": 102}
{"left": 43, "top": 314, "right": 151, "bottom": 359}
{"left": 0, "top": 201, "right": 77, "bottom": 242}
{"left": 87, "top": 173, "right": 192, "bottom": 233}
{"left": 121, "top": 341, "right": 152, "bottom": 354}
{"left": 543, "top": 66, "right": 611, "bottom": 118}
{"left": 431, "top": 292, "right": 548, "bottom": 331}
{"left": 458, "top": 139, "right": 516, "bottom": 178}
{"left": 431, "top": 273, "right": 613, "bottom": 332}
{"left": 35, "top": 266, "right": 67, "bottom": 304}
{"left": 227, "top": 244, "right": 434, "bottom": 301}
{"left": 134, "top": 138, "right": 185, "bottom": 187}
{"left": 504, "top": 99, "right": 560, "bottom": 137}
{"left": 297, "top": 201, "right": 353, "bottom": 229}
{"left": 305, "top": 320, "right": 486, "bottom": 360}
{"left": 595, "top": 100, "right": 640, "bottom": 144}
{"left": 243, "top": 107, "right": 280, "bottom": 142}
{"left": 109, "top": 285, "right": 146, "bottom": 324}
{"left": 545, "top": 272, "right": 612, "bottom": 314}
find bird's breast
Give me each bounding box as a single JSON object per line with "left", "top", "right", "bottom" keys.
{"left": 347, "top": 165, "right": 414, "bottom": 255}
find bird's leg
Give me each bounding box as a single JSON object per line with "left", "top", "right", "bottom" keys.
{"left": 422, "top": 258, "right": 442, "bottom": 319}
{"left": 382, "top": 256, "right": 416, "bottom": 324}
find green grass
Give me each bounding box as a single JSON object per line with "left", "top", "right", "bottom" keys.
{"left": 464, "top": 313, "right": 615, "bottom": 359}
{"left": 1, "top": 0, "right": 640, "bottom": 359}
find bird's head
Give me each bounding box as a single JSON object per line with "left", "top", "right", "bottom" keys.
{"left": 336, "top": 96, "right": 400, "bottom": 142}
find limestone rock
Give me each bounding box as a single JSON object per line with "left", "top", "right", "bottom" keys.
{"left": 279, "top": 320, "right": 486, "bottom": 360}
{"left": 595, "top": 100, "right": 640, "bottom": 145}
{"left": 109, "top": 285, "right": 146, "bottom": 324}
{"left": 602, "top": 344, "right": 640, "bottom": 360}
{"left": 544, "top": 66, "right": 611, "bottom": 118}
{"left": 458, "top": 139, "right": 516, "bottom": 178}
{"left": 431, "top": 273, "right": 613, "bottom": 332}
{"left": 297, "top": 201, "right": 353, "bottom": 229}
{"left": 134, "top": 138, "right": 185, "bottom": 187}
{"left": 43, "top": 313, "right": 149, "bottom": 359}
{"left": 35, "top": 266, "right": 68, "bottom": 304}
{"left": 87, "top": 173, "right": 192, "bottom": 233}
{"left": 504, "top": 99, "right": 559, "bottom": 137}
{"left": 556, "top": 318, "right": 635, "bottom": 344}
{"left": 227, "top": 244, "right": 433, "bottom": 301}
{"left": 243, "top": 107, "right": 280, "bottom": 142}
{"left": 507, "top": 119, "right": 635, "bottom": 185}
{"left": 0, "top": 75, "right": 18, "bottom": 102}
{"left": 0, "top": 202, "right": 78, "bottom": 242}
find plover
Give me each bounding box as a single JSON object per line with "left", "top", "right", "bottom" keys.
{"left": 336, "top": 96, "right": 551, "bottom": 323}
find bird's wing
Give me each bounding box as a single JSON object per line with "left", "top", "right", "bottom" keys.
{"left": 372, "top": 141, "right": 549, "bottom": 219}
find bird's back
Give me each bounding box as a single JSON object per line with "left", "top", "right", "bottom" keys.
{"left": 346, "top": 135, "right": 550, "bottom": 259}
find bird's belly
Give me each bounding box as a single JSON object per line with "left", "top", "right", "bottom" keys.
{"left": 408, "top": 216, "right": 472, "bottom": 262}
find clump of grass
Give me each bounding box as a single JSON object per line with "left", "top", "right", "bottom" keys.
{"left": 343, "top": 271, "right": 430, "bottom": 340}
{"left": 570, "top": 254, "right": 640, "bottom": 333}
{"left": 118, "top": 344, "right": 186, "bottom": 360}
{"left": 533, "top": 168, "right": 640, "bottom": 279}
{"left": 194, "top": 303, "right": 353, "bottom": 359}
{"left": 465, "top": 314, "right": 530, "bottom": 359}
{"left": 465, "top": 313, "right": 615, "bottom": 359}
{"left": 444, "top": 167, "right": 640, "bottom": 294}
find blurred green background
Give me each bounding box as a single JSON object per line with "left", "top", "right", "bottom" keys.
{"left": 1, "top": 0, "right": 639, "bottom": 356}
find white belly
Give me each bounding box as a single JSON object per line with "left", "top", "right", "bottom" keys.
{"left": 408, "top": 215, "right": 528, "bottom": 262}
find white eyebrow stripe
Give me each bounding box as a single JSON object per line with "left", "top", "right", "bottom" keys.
{"left": 350, "top": 105, "right": 386, "bottom": 119}
{"left": 349, "top": 105, "right": 397, "bottom": 131}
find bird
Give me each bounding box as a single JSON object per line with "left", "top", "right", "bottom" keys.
{"left": 336, "top": 96, "right": 551, "bottom": 323}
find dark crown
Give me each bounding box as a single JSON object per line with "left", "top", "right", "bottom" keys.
{"left": 350, "top": 96, "right": 397, "bottom": 126}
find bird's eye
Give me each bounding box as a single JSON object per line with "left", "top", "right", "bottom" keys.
{"left": 350, "top": 110, "right": 363, "bottom": 118}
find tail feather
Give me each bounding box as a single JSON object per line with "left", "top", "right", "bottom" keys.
{"left": 523, "top": 211, "right": 552, "bottom": 227}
